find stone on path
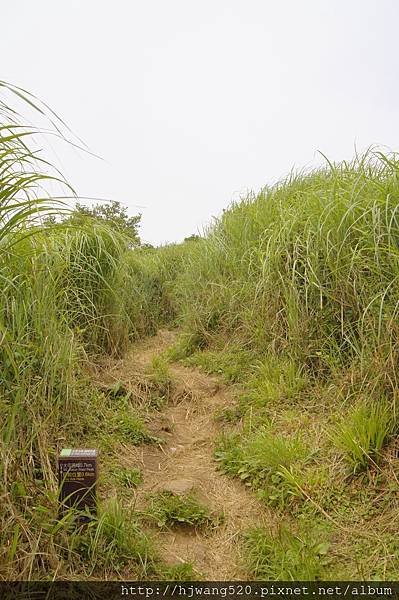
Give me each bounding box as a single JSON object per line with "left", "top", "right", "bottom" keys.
{"left": 154, "top": 478, "right": 197, "bottom": 496}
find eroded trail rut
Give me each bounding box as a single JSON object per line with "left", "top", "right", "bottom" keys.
{"left": 97, "top": 330, "right": 270, "bottom": 579}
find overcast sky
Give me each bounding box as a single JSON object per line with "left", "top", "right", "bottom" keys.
{"left": 2, "top": 1, "right": 398, "bottom": 245}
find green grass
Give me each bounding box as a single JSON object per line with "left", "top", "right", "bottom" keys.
{"left": 111, "top": 409, "right": 158, "bottom": 445}
{"left": 215, "top": 427, "right": 312, "bottom": 508}
{"left": 70, "top": 498, "right": 155, "bottom": 576}
{"left": 113, "top": 466, "right": 143, "bottom": 488}
{"left": 184, "top": 347, "right": 256, "bottom": 383}
{"left": 165, "top": 331, "right": 207, "bottom": 361}
{"left": 143, "top": 355, "right": 173, "bottom": 408}
{"left": 172, "top": 150, "right": 399, "bottom": 392}
{"left": 156, "top": 562, "right": 198, "bottom": 581}
{"left": 243, "top": 524, "right": 331, "bottom": 580}
{"left": 146, "top": 492, "right": 216, "bottom": 529}
{"left": 331, "top": 398, "right": 396, "bottom": 473}
{"left": 244, "top": 355, "right": 308, "bottom": 406}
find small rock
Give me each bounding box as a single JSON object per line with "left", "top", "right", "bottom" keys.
{"left": 169, "top": 444, "right": 185, "bottom": 455}
{"left": 154, "top": 478, "right": 196, "bottom": 496}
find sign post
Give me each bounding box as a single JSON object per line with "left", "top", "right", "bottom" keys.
{"left": 58, "top": 448, "right": 98, "bottom": 522}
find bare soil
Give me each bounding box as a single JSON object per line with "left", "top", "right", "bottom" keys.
{"left": 94, "top": 329, "right": 272, "bottom": 579}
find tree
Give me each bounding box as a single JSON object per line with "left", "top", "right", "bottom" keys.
{"left": 66, "top": 200, "right": 141, "bottom": 246}
{"left": 184, "top": 234, "right": 201, "bottom": 242}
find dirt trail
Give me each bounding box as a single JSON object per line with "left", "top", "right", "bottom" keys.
{"left": 97, "top": 329, "right": 271, "bottom": 579}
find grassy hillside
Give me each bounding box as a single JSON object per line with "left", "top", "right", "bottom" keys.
{"left": 175, "top": 153, "right": 399, "bottom": 365}
{"left": 1, "top": 83, "right": 399, "bottom": 579}
{"left": 166, "top": 152, "right": 399, "bottom": 578}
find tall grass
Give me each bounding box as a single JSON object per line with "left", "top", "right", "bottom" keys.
{"left": 0, "top": 86, "right": 180, "bottom": 579}
{"left": 121, "top": 242, "right": 196, "bottom": 339}
{"left": 173, "top": 152, "right": 399, "bottom": 395}
{"left": 0, "top": 231, "right": 195, "bottom": 577}
{"left": 163, "top": 152, "right": 399, "bottom": 576}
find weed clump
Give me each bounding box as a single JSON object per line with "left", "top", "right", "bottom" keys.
{"left": 113, "top": 467, "right": 143, "bottom": 488}
{"left": 215, "top": 428, "right": 311, "bottom": 508}
{"left": 331, "top": 399, "right": 396, "bottom": 473}
{"left": 142, "top": 355, "right": 173, "bottom": 408}
{"left": 184, "top": 347, "right": 256, "bottom": 383}
{"left": 243, "top": 524, "right": 330, "bottom": 580}
{"left": 71, "top": 499, "right": 155, "bottom": 576}
{"left": 147, "top": 492, "right": 217, "bottom": 529}
{"left": 166, "top": 331, "right": 208, "bottom": 361}
{"left": 156, "top": 562, "right": 198, "bottom": 581}
{"left": 245, "top": 356, "right": 308, "bottom": 405}
{"left": 112, "top": 410, "right": 159, "bottom": 445}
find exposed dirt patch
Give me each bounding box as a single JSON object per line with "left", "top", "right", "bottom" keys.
{"left": 93, "top": 329, "right": 272, "bottom": 579}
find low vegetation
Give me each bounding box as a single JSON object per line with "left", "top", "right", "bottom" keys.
{"left": 146, "top": 492, "right": 216, "bottom": 529}
{"left": 215, "top": 427, "right": 312, "bottom": 509}
{"left": 243, "top": 524, "right": 331, "bottom": 580}
{"left": 331, "top": 398, "right": 396, "bottom": 473}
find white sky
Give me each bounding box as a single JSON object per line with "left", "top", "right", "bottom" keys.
{"left": 2, "top": 0, "right": 398, "bottom": 245}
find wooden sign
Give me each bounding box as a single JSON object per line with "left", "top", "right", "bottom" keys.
{"left": 58, "top": 448, "right": 98, "bottom": 522}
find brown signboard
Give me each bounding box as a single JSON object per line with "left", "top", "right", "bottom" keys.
{"left": 58, "top": 448, "right": 98, "bottom": 521}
